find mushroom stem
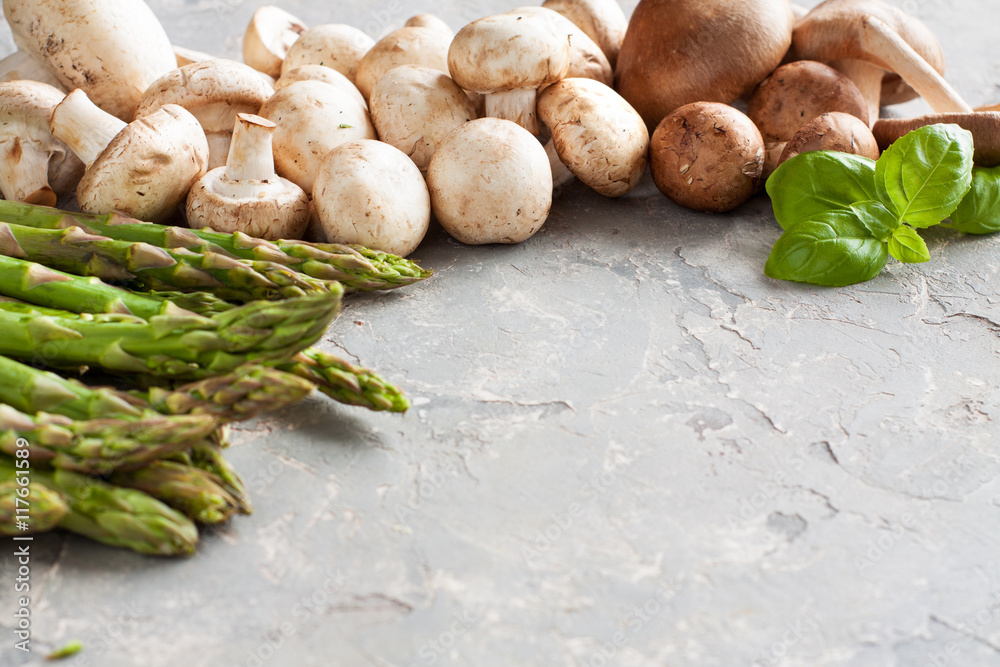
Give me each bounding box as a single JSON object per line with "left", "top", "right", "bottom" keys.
{"left": 0, "top": 140, "right": 57, "bottom": 206}
{"left": 49, "top": 90, "right": 127, "bottom": 168}
{"left": 485, "top": 88, "right": 541, "bottom": 135}
{"left": 831, "top": 59, "right": 885, "bottom": 129}
{"left": 544, "top": 138, "right": 576, "bottom": 189}
{"left": 225, "top": 114, "right": 278, "bottom": 183}
{"left": 859, "top": 16, "right": 972, "bottom": 115}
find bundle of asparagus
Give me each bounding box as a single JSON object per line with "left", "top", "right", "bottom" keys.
{"left": 0, "top": 201, "right": 430, "bottom": 555}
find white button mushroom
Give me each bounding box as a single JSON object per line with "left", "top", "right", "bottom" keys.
{"left": 405, "top": 15, "right": 455, "bottom": 41}
{"left": 281, "top": 24, "right": 376, "bottom": 85}
{"left": 312, "top": 140, "right": 431, "bottom": 258}
{"left": 50, "top": 90, "right": 209, "bottom": 222}
{"left": 4, "top": 0, "right": 177, "bottom": 121}
{"left": 510, "top": 7, "right": 613, "bottom": 87}
{"left": 136, "top": 60, "right": 276, "bottom": 170}
{"left": 186, "top": 114, "right": 309, "bottom": 241}
{"left": 537, "top": 78, "right": 649, "bottom": 198}
{"left": 541, "top": 0, "right": 628, "bottom": 70}
{"left": 354, "top": 27, "right": 452, "bottom": 102}
{"left": 427, "top": 118, "right": 552, "bottom": 245}
{"left": 274, "top": 65, "right": 368, "bottom": 110}
{"left": 448, "top": 13, "right": 571, "bottom": 135}
{"left": 243, "top": 6, "right": 308, "bottom": 79}
{"left": 0, "top": 51, "right": 65, "bottom": 91}
{"left": 258, "top": 80, "right": 377, "bottom": 196}
{"left": 0, "top": 81, "right": 83, "bottom": 206}
{"left": 369, "top": 65, "right": 477, "bottom": 172}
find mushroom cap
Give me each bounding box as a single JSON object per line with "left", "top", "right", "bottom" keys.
{"left": 0, "top": 80, "right": 72, "bottom": 204}
{"left": 616, "top": 0, "right": 795, "bottom": 130}
{"left": 280, "top": 24, "right": 376, "bottom": 84}
{"left": 509, "top": 7, "right": 613, "bottom": 87}
{"left": 258, "top": 80, "right": 376, "bottom": 195}
{"left": 369, "top": 65, "right": 477, "bottom": 171}
{"left": 243, "top": 5, "right": 308, "bottom": 79}
{"left": 275, "top": 65, "right": 367, "bottom": 109}
{"left": 405, "top": 14, "right": 455, "bottom": 41}
{"left": 537, "top": 78, "right": 648, "bottom": 197}
{"left": 426, "top": 117, "right": 552, "bottom": 245}
{"left": 649, "top": 102, "right": 764, "bottom": 213}
{"left": 447, "top": 13, "right": 572, "bottom": 94}
{"left": 793, "top": 0, "right": 945, "bottom": 74}
{"left": 77, "top": 104, "right": 209, "bottom": 222}
{"left": 541, "top": 0, "right": 628, "bottom": 69}
{"left": 873, "top": 112, "right": 1000, "bottom": 167}
{"left": 748, "top": 60, "right": 869, "bottom": 143}
{"left": 354, "top": 27, "right": 451, "bottom": 101}
{"left": 137, "top": 60, "right": 275, "bottom": 126}
{"left": 779, "top": 111, "right": 880, "bottom": 165}
{"left": 186, "top": 167, "right": 310, "bottom": 241}
{"left": 880, "top": 74, "right": 919, "bottom": 107}
{"left": 4, "top": 0, "right": 176, "bottom": 121}
{"left": 313, "top": 140, "right": 431, "bottom": 257}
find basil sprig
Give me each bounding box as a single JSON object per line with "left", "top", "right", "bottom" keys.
{"left": 765, "top": 124, "right": 975, "bottom": 286}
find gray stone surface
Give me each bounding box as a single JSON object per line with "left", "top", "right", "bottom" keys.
{"left": 3, "top": 1, "right": 1000, "bottom": 666}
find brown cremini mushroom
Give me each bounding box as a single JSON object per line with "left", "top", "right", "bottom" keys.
{"left": 794, "top": 0, "right": 971, "bottom": 125}
{"left": 616, "top": 0, "right": 795, "bottom": 129}
{"left": 186, "top": 114, "right": 309, "bottom": 241}
{"left": 873, "top": 113, "right": 1000, "bottom": 167}
{"left": 50, "top": 89, "right": 209, "bottom": 222}
{"left": 748, "top": 60, "right": 869, "bottom": 175}
{"left": 779, "top": 111, "right": 880, "bottom": 165}
{"left": 650, "top": 102, "right": 764, "bottom": 213}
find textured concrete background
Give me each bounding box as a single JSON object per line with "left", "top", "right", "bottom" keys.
{"left": 2, "top": 1, "right": 1000, "bottom": 666}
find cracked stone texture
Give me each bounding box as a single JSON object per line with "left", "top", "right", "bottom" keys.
{"left": 2, "top": 1, "right": 1000, "bottom": 666}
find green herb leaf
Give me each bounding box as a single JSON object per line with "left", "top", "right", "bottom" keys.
{"left": 850, "top": 200, "right": 897, "bottom": 242}
{"left": 874, "top": 124, "right": 974, "bottom": 228}
{"left": 765, "top": 209, "right": 889, "bottom": 286}
{"left": 888, "top": 226, "right": 931, "bottom": 264}
{"left": 766, "top": 151, "right": 878, "bottom": 230}
{"left": 946, "top": 166, "right": 1000, "bottom": 235}
{"left": 46, "top": 640, "right": 83, "bottom": 660}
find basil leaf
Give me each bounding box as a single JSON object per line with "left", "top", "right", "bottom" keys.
{"left": 874, "top": 124, "right": 974, "bottom": 228}
{"left": 946, "top": 166, "right": 1000, "bottom": 235}
{"left": 850, "top": 200, "right": 897, "bottom": 242}
{"left": 767, "top": 151, "right": 878, "bottom": 230}
{"left": 765, "top": 209, "right": 889, "bottom": 286}
{"left": 888, "top": 226, "right": 931, "bottom": 264}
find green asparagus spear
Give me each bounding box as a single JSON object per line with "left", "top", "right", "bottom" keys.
{"left": 0, "top": 290, "right": 340, "bottom": 379}
{"left": 170, "top": 434, "right": 252, "bottom": 515}
{"left": 281, "top": 350, "right": 410, "bottom": 413}
{"left": 144, "top": 365, "right": 315, "bottom": 423}
{"left": 0, "top": 478, "right": 69, "bottom": 536}
{"left": 111, "top": 460, "right": 240, "bottom": 524}
{"left": 0, "top": 201, "right": 432, "bottom": 291}
{"left": 0, "top": 404, "right": 218, "bottom": 475}
{"left": 0, "top": 222, "right": 337, "bottom": 302}
{"left": 0, "top": 255, "right": 195, "bottom": 320}
{"left": 0, "top": 456, "right": 199, "bottom": 556}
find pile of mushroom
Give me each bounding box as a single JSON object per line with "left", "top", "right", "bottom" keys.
{"left": 0, "top": 0, "right": 991, "bottom": 258}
